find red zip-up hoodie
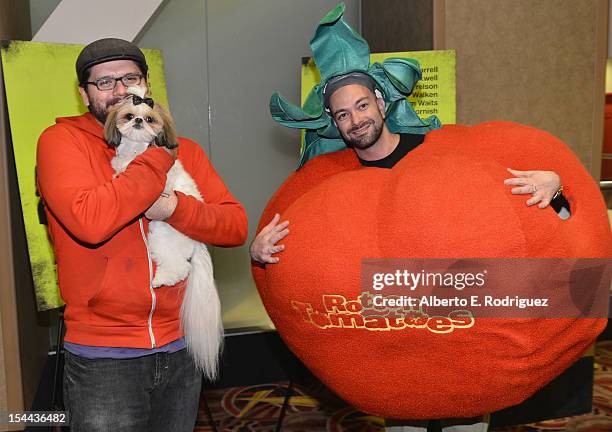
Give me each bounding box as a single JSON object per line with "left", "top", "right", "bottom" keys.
{"left": 36, "top": 113, "right": 248, "bottom": 348}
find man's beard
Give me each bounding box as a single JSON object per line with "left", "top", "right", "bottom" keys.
{"left": 89, "top": 97, "right": 123, "bottom": 124}
{"left": 342, "top": 118, "right": 384, "bottom": 150}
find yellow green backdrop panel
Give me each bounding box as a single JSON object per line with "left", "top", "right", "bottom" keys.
{"left": 1, "top": 40, "right": 169, "bottom": 311}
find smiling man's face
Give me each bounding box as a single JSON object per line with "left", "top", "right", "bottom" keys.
{"left": 329, "top": 84, "right": 386, "bottom": 151}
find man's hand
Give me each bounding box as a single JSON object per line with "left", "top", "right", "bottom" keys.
{"left": 145, "top": 191, "right": 178, "bottom": 220}
{"left": 250, "top": 213, "right": 289, "bottom": 264}
{"left": 504, "top": 168, "right": 561, "bottom": 208}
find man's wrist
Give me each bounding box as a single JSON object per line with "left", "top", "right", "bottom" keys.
{"left": 144, "top": 192, "right": 178, "bottom": 221}
{"left": 164, "top": 193, "right": 178, "bottom": 219}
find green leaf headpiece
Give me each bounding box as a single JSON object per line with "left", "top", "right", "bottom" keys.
{"left": 269, "top": 3, "right": 441, "bottom": 168}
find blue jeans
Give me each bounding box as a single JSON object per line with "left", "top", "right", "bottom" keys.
{"left": 63, "top": 348, "right": 202, "bottom": 432}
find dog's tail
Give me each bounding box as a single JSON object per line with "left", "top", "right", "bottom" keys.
{"left": 181, "top": 243, "right": 223, "bottom": 380}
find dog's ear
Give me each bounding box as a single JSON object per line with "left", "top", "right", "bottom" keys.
{"left": 104, "top": 107, "right": 122, "bottom": 147}
{"left": 154, "top": 105, "right": 178, "bottom": 149}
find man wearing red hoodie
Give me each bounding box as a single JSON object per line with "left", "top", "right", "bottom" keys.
{"left": 36, "top": 38, "right": 248, "bottom": 432}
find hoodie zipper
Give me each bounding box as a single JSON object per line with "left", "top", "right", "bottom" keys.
{"left": 139, "top": 218, "right": 157, "bottom": 348}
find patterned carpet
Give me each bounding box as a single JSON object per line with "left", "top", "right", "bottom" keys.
{"left": 195, "top": 341, "right": 612, "bottom": 432}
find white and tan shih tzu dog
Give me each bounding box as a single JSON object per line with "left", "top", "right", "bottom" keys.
{"left": 104, "top": 86, "right": 222, "bottom": 379}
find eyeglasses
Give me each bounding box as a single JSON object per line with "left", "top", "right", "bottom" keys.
{"left": 86, "top": 73, "right": 144, "bottom": 91}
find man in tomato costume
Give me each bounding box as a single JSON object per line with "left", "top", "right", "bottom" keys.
{"left": 250, "top": 3, "right": 611, "bottom": 431}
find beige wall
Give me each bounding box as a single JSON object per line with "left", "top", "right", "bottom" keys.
{"left": 0, "top": 0, "right": 28, "bottom": 425}
{"left": 0, "top": 68, "right": 24, "bottom": 427}
{"left": 434, "top": 0, "right": 608, "bottom": 179}
{"left": 0, "top": 63, "right": 23, "bottom": 430}
{"left": 0, "top": 1, "right": 48, "bottom": 430}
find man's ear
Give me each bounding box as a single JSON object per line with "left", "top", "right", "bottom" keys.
{"left": 376, "top": 96, "right": 386, "bottom": 119}
{"left": 78, "top": 86, "right": 90, "bottom": 107}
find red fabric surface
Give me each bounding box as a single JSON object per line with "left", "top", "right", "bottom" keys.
{"left": 252, "top": 122, "right": 611, "bottom": 418}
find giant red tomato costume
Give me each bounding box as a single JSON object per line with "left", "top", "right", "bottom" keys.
{"left": 252, "top": 3, "right": 612, "bottom": 419}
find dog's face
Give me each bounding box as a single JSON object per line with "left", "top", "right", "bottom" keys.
{"left": 104, "top": 95, "right": 178, "bottom": 149}
{"left": 114, "top": 100, "right": 163, "bottom": 142}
